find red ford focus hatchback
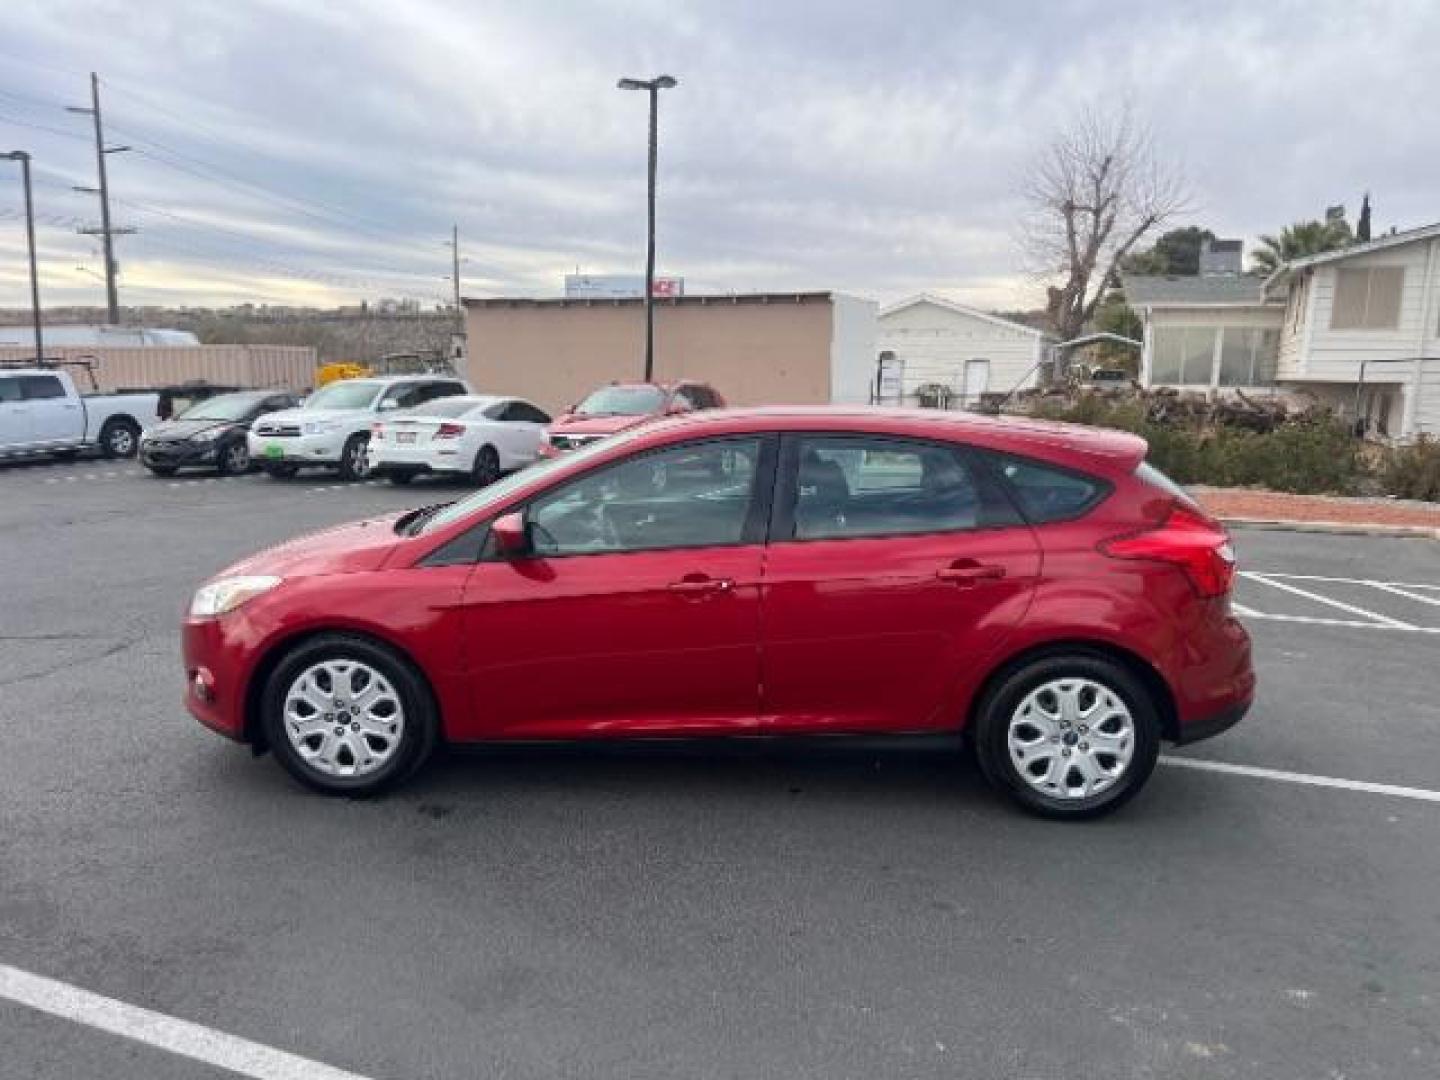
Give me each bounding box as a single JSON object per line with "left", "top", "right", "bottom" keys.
{"left": 183, "top": 408, "right": 1253, "bottom": 818}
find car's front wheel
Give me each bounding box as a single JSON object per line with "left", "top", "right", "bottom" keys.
{"left": 338, "top": 434, "right": 372, "bottom": 481}
{"left": 217, "top": 439, "right": 251, "bottom": 476}
{"left": 261, "top": 634, "right": 438, "bottom": 796}
{"left": 973, "top": 653, "right": 1160, "bottom": 820}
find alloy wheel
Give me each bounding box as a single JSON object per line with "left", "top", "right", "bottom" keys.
{"left": 282, "top": 660, "right": 405, "bottom": 779}
{"left": 1006, "top": 677, "right": 1136, "bottom": 800}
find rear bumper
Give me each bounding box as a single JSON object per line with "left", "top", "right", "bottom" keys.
{"left": 1172, "top": 697, "right": 1251, "bottom": 746}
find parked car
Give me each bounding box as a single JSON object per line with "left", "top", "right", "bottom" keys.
{"left": 247, "top": 375, "right": 469, "bottom": 480}
{"left": 184, "top": 407, "right": 1253, "bottom": 818}
{"left": 369, "top": 394, "right": 551, "bottom": 486}
{"left": 0, "top": 366, "right": 160, "bottom": 461}
{"left": 139, "top": 390, "right": 302, "bottom": 477}
{"left": 541, "top": 380, "right": 724, "bottom": 456}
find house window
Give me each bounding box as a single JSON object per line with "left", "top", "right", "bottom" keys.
{"left": 1331, "top": 267, "right": 1404, "bottom": 330}
{"left": 1218, "top": 328, "right": 1279, "bottom": 386}
{"left": 1151, "top": 327, "right": 1217, "bottom": 385}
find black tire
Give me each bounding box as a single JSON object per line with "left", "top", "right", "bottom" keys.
{"left": 217, "top": 438, "right": 250, "bottom": 476}
{"left": 471, "top": 444, "right": 500, "bottom": 486}
{"left": 264, "top": 463, "right": 299, "bottom": 479}
{"left": 260, "top": 633, "right": 438, "bottom": 797}
{"left": 338, "top": 433, "right": 372, "bottom": 481}
{"left": 972, "top": 652, "right": 1161, "bottom": 820}
{"left": 145, "top": 464, "right": 178, "bottom": 478}
{"left": 99, "top": 418, "right": 140, "bottom": 459}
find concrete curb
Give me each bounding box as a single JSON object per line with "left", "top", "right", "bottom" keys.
{"left": 1219, "top": 517, "right": 1440, "bottom": 540}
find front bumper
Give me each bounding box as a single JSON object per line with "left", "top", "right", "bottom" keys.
{"left": 140, "top": 440, "right": 218, "bottom": 468}
{"left": 247, "top": 430, "right": 347, "bottom": 466}
{"left": 182, "top": 616, "right": 252, "bottom": 742}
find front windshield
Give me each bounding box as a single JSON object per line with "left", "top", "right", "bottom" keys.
{"left": 419, "top": 427, "right": 639, "bottom": 535}
{"left": 178, "top": 393, "right": 264, "bottom": 422}
{"left": 576, "top": 385, "right": 665, "bottom": 416}
{"left": 303, "top": 380, "right": 382, "bottom": 410}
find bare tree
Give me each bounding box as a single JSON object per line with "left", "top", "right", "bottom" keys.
{"left": 1022, "top": 106, "right": 1189, "bottom": 364}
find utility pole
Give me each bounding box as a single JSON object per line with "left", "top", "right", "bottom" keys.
{"left": 68, "top": 73, "right": 133, "bottom": 324}
{"left": 1, "top": 151, "right": 43, "bottom": 363}
{"left": 618, "top": 75, "right": 677, "bottom": 382}
{"left": 444, "top": 224, "right": 465, "bottom": 369}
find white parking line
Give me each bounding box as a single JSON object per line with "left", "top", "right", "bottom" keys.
{"left": 1235, "top": 610, "right": 1440, "bottom": 634}
{"left": 0, "top": 963, "right": 374, "bottom": 1080}
{"left": 1251, "top": 572, "right": 1440, "bottom": 592}
{"left": 1162, "top": 756, "right": 1440, "bottom": 804}
{"left": 1366, "top": 581, "right": 1440, "bottom": 609}
{"left": 1240, "top": 571, "right": 1417, "bottom": 629}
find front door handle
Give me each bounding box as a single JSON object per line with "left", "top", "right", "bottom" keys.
{"left": 937, "top": 561, "right": 1006, "bottom": 585}
{"left": 668, "top": 575, "right": 735, "bottom": 595}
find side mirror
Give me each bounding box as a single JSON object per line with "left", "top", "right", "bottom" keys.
{"left": 490, "top": 512, "right": 529, "bottom": 556}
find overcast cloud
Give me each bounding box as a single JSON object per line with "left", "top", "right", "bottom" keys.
{"left": 0, "top": 0, "right": 1436, "bottom": 311}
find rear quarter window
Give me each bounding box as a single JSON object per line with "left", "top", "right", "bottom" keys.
{"left": 987, "top": 453, "right": 1108, "bottom": 524}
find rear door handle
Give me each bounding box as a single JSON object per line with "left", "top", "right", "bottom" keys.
{"left": 668, "top": 575, "right": 735, "bottom": 595}
{"left": 936, "top": 562, "right": 1006, "bottom": 585}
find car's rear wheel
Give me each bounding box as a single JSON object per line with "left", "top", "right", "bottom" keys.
{"left": 261, "top": 634, "right": 437, "bottom": 796}
{"left": 338, "top": 433, "right": 372, "bottom": 481}
{"left": 471, "top": 444, "right": 500, "bottom": 486}
{"left": 973, "top": 654, "right": 1160, "bottom": 820}
{"left": 99, "top": 418, "right": 140, "bottom": 459}
{"left": 217, "top": 439, "right": 250, "bottom": 476}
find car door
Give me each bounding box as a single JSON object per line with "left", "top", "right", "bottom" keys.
{"left": 759, "top": 433, "right": 1042, "bottom": 735}
{"left": 21, "top": 374, "right": 81, "bottom": 446}
{"left": 0, "top": 376, "right": 31, "bottom": 450}
{"left": 492, "top": 400, "right": 550, "bottom": 468}
{"left": 455, "top": 435, "right": 775, "bottom": 740}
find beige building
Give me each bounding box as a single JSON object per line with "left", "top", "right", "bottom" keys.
{"left": 462, "top": 292, "right": 876, "bottom": 413}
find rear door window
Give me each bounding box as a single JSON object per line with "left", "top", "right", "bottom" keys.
{"left": 0, "top": 377, "right": 23, "bottom": 403}
{"left": 987, "top": 453, "right": 1107, "bottom": 523}
{"left": 781, "top": 435, "right": 1015, "bottom": 541}
{"left": 20, "top": 375, "right": 65, "bottom": 400}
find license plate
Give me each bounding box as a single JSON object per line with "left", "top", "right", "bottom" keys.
{"left": 396, "top": 432, "right": 416, "bottom": 445}
{"left": 264, "top": 444, "right": 285, "bottom": 459}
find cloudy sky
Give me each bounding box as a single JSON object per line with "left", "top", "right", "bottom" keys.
{"left": 0, "top": 0, "right": 1435, "bottom": 312}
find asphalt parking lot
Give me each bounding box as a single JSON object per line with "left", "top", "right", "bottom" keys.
{"left": 1, "top": 455, "right": 1438, "bottom": 1080}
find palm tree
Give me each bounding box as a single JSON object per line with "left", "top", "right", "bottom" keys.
{"left": 1251, "top": 218, "right": 1353, "bottom": 274}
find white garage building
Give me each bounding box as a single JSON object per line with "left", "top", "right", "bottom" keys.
{"left": 875, "top": 294, "right": 1051, "bottom": 406}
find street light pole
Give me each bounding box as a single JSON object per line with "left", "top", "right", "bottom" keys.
{"left": 618, "top": 74, "right": 677, "bottom": 382}
{"left": 2, "top": 150, "right": 44, "bottom": 364}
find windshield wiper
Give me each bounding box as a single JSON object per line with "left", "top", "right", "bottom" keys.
{"left": 396, "top": 501, "right": 455, "bottom": 537}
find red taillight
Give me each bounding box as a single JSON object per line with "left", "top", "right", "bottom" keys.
{"left": 1099, "top": 504, "right": 1236, "bottom": 598}
{"left": 434, "top": 423, "right": 465, "bottom": 439}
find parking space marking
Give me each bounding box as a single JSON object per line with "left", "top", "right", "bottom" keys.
{"left": 1240, "top": 571, "right": 1417, "bottom": 629}
{"left": 1234, "top": 610, "right": 1440, "bottom": 634}
{"left": 0, "top": 963, "right": 375, "bottom": 1080}
{"left": 1251, "top": 572, "right": 1440, "bottom": 592}
{"left": 1162, "top": 756, "right": 1440, "bottom": 804}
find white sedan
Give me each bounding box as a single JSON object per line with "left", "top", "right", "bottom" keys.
{"left": 368, "top": 395, "right": 552, "bottom": 486}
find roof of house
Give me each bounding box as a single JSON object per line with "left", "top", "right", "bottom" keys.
{"left": 1121, "top": 274, "right": 1274, "bottom": 307}
{"left": 879, "top": 293, "right": 1051, "bottom": 337}
{"left": 1280, "top": 220, "right": 1440, "bottom": 271}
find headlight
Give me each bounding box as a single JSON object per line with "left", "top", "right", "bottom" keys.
{"left": 189, "top": 575, "right": 282, "bottom": 617}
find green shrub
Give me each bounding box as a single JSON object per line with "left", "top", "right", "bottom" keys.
{"left": 1382, "top": 436, "right": 1440, "bottom": 501}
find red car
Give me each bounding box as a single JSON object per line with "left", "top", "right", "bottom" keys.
{"left": 539, "top": 380, "right": 724, "bottom": 456}
{"left": 183, "top": 408, "right": 1253, "bottom": 818}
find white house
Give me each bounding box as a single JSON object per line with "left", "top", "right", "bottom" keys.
{"left": 1265, "top": 222, "right": 1440, "bottom": 438}
{"left": 1125, "top": 274, "right": 1285, "bottom": 393}
{"left": 1130, "top": 223, "right": 1440, "bottom": 438}
{"left": 876, "top": 294, "right": 1051, "bottom": 406}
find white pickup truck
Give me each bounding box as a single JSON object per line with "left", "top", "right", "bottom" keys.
{"left": 0, "top": 367, "right": 161, "bottom": 460}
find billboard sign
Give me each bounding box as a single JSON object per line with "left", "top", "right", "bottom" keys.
{"left": 564, "top": 274, "right": 685, "bottom": 299}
